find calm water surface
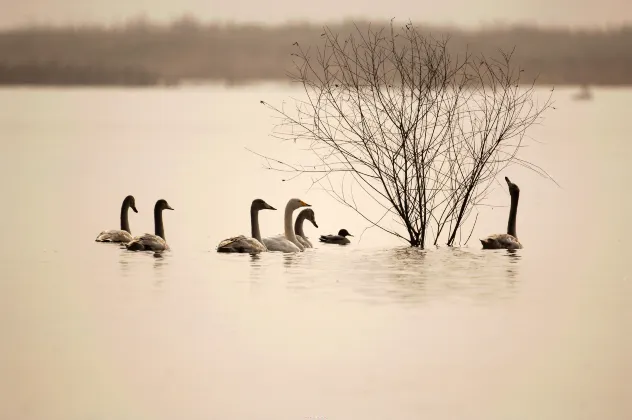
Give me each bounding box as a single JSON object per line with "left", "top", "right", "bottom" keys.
{"left": 0, "top": 86, "right": 630, "bottom": 419}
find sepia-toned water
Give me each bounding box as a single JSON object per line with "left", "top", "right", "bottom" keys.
{"left": 0, "top": 85, "right": 630, "bottom": 420}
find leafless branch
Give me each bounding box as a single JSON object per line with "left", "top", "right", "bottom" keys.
{"left": 253, "top": 20, "right": 554, "bottom": 247}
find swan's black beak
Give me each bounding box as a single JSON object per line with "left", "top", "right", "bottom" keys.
{"left": 312, "top": 221, "right": 319, "bottom": 228}
{"left": 131, "top": 206, "right": 138, "bottom": 213}
{"left": 505, "top": 176, "right": 511, "bottom": 185}
{"left": 266, "top": 204, "right": 277, "bottom": 210}
{"left": 167, "top": 205, "right": 174, "bottom": 210}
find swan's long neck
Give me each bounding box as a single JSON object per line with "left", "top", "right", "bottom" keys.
{"left": 507, "top": 191, "right": 519, "bottom": 238}
{"left": 284, "top": 204, "right": 300, "bottom": 246}
{"left": 294, "top": 212, "right": 307, "bottom": 237}
{"left": 120, "top": 200, "right": 131, "bottom": 233}
{"left": 154, "top": 207, "right": 165, "bottom": 240}
{"left": 251, "top": 207, "right": 261, "bottom": 242}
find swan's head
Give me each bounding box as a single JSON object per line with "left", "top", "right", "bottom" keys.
{"left": 505, "top": 177, "right": 520, "bottom": 195}
{"left": 288, "top": 198, "right": 311, "bottom": 211}
{"left": 252, "top": 199, "right": 276, "bottom": 211}
{"left": 125, "top": 195, "right": 138, "bottom": 213}
{"left": 338, "top": 229, "right": 353, "bottom": 237}
{"left": 301, "top": 208, "right": 318, "bottom": 228}
{"left": 155, "top": 199, "right": 174, "bottom": 212}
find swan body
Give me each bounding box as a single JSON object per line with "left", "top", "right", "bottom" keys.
{"left": 126, "top": 199, "right": 174, "bottom": 252}
{"left": 296, "top": 236, "right": 311, "bottom": 249}
{"left": 126, "top": 233, "right": 169, "bottom": 252}
{"left": 216, "top": 199, "right": 276, "bottom": 254}
{"left": 95, "top": 195, "right": 138, "bottom": 243}
{"left": 262, "top": 198, "right": 311, "bottom": 253}
{"left": 481, "top": 177, "right": 523, "bottom": 250}
{"left": 480, "top": 233, "right": 521, "bottom": 250}
{"left": 217, "top": 236, "right": 267, "bottom": 253}
{"left": 319, "top": 229, "right": 353, "bottom": 245}
{"left": 294, "top": 208, "right": 318, "bottom": 248}
{"left": 263, "top": 234, "right": 302, "bottom": 253}
{"left": 97, "top": 230, "right": 134, "bottom": 243}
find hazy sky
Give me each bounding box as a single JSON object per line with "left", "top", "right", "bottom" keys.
{"left": 2, "top": 0, "right": 631, "bottom": 28}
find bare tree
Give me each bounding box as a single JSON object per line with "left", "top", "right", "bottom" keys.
{"left": 256, "top": 21, "right": 554, "bottom": 248}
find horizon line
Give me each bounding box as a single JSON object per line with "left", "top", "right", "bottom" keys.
{"left": 1, "top": 15, "right": 632, "bottom": 32}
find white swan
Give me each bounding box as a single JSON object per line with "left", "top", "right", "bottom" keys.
{"left": 216, "top": 199, "right": 276, "bottom": 253}
{"left": 125, "top": 199, "right": 174, "bottom": 252}
{"left": 95, "top": 195, "right": 138, "bottom": 243}
{"left": 294, "top": 208, "right": 318, "bottom": 248}
{"left": 262, "top": 198, "right": 311, "bottom": 253}
{"left": 481, "top": 177, "right": 523, "bottom": 250}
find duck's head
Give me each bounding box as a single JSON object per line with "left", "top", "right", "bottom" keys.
{"left": 288, "top": 198, "right": 311, "bottom": 211}
{"left": 125, "top": 195, "right": 138, "bottom": 213}
{"left": 252, "top": 199, "right": 276, "bottom": 211}
{"left": 338, "top": 229, "right": 353, "bottom": 237}
{"left": 505, "top": 177, "right": 520, "bottom": 195}
{"left": 155, "top": 199, "right": 174, "bottom": 212}
{"left": 301, "top": 208, "right": 318, "bottom": 228}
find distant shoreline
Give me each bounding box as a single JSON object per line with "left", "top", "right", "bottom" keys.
{"left": 1, "top": 20, "right": 631, "bottom": 86}
{"left": 1, "top": 82, "right": 622, "bottom": 91}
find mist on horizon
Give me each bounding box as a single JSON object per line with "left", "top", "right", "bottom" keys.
{"left": 2, "top": 0, "right": 632, "bottom": 29}
{"left": 1, "top": 0, "right": 632, "bottom": 87}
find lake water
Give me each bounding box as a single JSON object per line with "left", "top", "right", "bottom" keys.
{"left": 0, "top": 85, "right": 630, "bottom": 420}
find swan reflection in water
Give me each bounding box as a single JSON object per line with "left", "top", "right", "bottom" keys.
{"left": 503, "top": 249, "right": 521, "bottom": 280}
{"left": 339, "top": 247, "right": 524, "bottom": 304}
{"left": 241, "top": 243, "right": 522, "bottom": 304}
{"left": 117, "top": 248, "right": 170, "bottom": 284}
{"left": 247, "top": 253, "right": 264, "bottom": 280}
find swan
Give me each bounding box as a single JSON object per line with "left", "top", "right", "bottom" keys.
{"left": 125, "top": 199, "right": 174, "bottom": 252}
{"left": 216, "top": 199, "right": 277, "bottom": 253}
{"left": 294, "top": 208, "right": 318, "bottom": 248}
{"left": 262, "top": 198, "right": 311, "bottom": 253}
{"left": 95, "top": 195, "right": 138, "bottom": 243}
{"left": 319, "top": 229, "right": 353, "bottom": 245}
{"left": 480, "top": 177, "right": 523, "bottom": 250}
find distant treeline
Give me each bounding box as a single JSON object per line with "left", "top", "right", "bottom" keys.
{"left": 0, "top": 62, "right": 160, "bottom": 86}
{"left": 0, "top": 18, "right": 631, "bottom": 86}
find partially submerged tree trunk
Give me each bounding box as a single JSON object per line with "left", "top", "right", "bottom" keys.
{"left": 257, "top": 21, "right": 553, "bottom": 248}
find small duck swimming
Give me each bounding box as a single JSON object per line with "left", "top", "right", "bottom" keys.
{"left": 319, "top": 229, "right": 353, "bottom": 245}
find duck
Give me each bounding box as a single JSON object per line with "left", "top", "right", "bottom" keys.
{"left": 319, "top": 229, "right": 353, "bottom": 245}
